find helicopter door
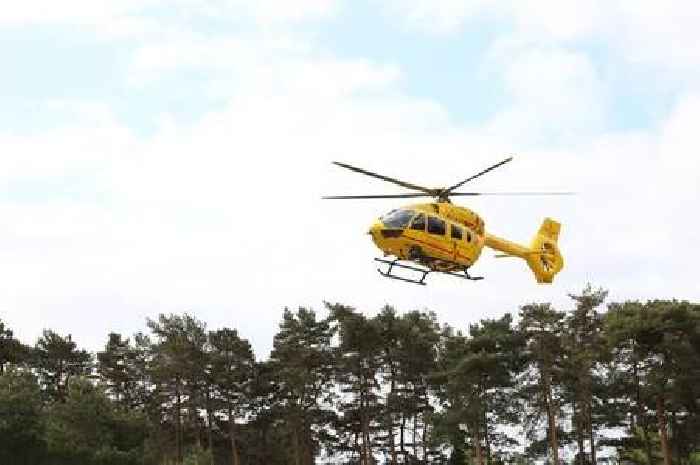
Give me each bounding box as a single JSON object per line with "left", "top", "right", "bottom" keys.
{"left": 450, "top": 224, "right": 464, "bottom": 262}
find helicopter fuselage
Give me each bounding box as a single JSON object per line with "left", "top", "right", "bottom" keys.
{"left": 369, "top": 203, "right": 486, "bottom": 272}
{"left": 369, "top": 202, "right": 564, "bottom": 283}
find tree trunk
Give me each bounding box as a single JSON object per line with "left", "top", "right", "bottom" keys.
{"left": 413, "top": 415, "right": 418, "bottom": 459}
{"left": 671, "top": 410, "right": 680, "bottom": 464}
{"left": 656, "top": 394, "right": 672, "bottom": 465}
{"left": 302, "top": 412, "right": 314, "bottom": 465}
{"left": 228, "top": 405, "right": 240, "bottom": 465}
{"left": 292, "top": 424, "right": 301, "bottom": 465}
{"left": 353, "top": 433, "right": 360, "bottom": 464}
{"left": 573, "top": 397, "right": 585, "bottom": 465}
{"left": 547, "top": 400, "right": 560, "bottom": 465}
{"left": 206, "top": 389, "right": 214, "bottom": 465}
{"left": 176, "top": 382, "right": 183, "bottom": 465}
{"left": 389, "top": 369, "right": 397, "bottom": 465}
{"left": 473, "top": 424, "right": 484, "bottom": 465}
{"left": 360, "top": 377, "right": 371, "bottom": 465}
{"left": 194, "top": 390, "right": 202, "bottom": 450}
{"left": 422, "top": 410, "right": 428, "bottom": 463}
{"left": 400, "top": 414, "right": 406, "bottom": 462}
{"left": 261, "top": 423, "right": 269, "bottom": 465}
{"left": 588, "top": 402, "right": 596, "bottom": 465}
{"left": 482, "top": 402, "right": 491, "bottom": 465}
{"left": 544, "top": 370, "right": 560, "bottom": 465}
{"left": 634, "top": 360, "right": 654, "bottom": 465}
{"left": 58, "top": 359, "right": 65, "bottom": 402}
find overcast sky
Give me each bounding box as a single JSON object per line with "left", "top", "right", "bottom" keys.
{"left": 1, "top": 0, "right": 699, "bottom": 358}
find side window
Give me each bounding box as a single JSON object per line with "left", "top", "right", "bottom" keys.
{"left": 427, "top": 216, "right": 446, "bottom": 235}
{"left": 410, "top": 213, "right": 426, "bottom": 231}
{"left": 466, "top": 230, "right": 472, "bottom": 243}
{"left": 451, "top": 224, "right": 463, "bottom": 240}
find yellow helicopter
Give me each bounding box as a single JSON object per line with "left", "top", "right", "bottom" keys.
{"left": 323, "top": 157, "right": 567, "bottom": 285}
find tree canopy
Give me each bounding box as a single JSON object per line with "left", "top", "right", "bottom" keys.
{"left": 0, "top": 288, "right": 698, "bottom": 465}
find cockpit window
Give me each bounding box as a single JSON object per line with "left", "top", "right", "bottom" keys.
{"left": 410, "top": 213, "right": 426, "bottom": 231}
{"left": 381, "top": 209, "right": 415, "bottom": 229}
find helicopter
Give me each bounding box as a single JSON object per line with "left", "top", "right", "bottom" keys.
{"left": 323, "top": 157, "right": 567, "bottom": 285}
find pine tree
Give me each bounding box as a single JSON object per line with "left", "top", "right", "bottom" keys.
{"left": 0, "top": 318, "right": 27, "bottom": 374}
{"left": 518, "top": 303, "right": 566, "bottom": 464}
{"left": 147, "top": 313, "right": 208, "bottom": 464}
{"left": 331, "top": 304, "right": 384, "bottom": 465}
{"left": 467, "top": 314, "right": 526, "bottom": 462}
{"left": 97, "top": 332, "right": 151, "bottom": 409}
{"left": 0, "top": 368, "right": 47, "bottom": 465}
{"left": 208, "top": 327, "right": 255, "bottom": 465}
{"left": 240, "top": 360, "right": 289, "bottom": 465}
{"left": 435, "top": 315, "right": 524, "bottom": 465}
{"left": 396, "top": 310, "right": 441, "bottom": 464}
{"left": 269, "top": 307, "right": 336, "bottom": 465}
{"left": 606, "top": 300, "right": 700, "bottom": 465}
{"left": 375, "top": 305, "right": 403, "bottom": 465}
{"left": 33, "top": 330, "right": 91, "bottom": 402}
{"left": 432, "top": 325, "right": 473, "bottom": 464}
{"left": 563, "top": 285, "right": 608, "bottom": 465}
{"left": 45, "top": 377, "right": 150, "bottom": 465}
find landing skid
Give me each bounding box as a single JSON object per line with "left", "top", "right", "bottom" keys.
{"left": 374, "top": 258, "right": 484, "bottom": 286}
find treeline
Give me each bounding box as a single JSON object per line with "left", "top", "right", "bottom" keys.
{"left": 1, "top": 286, "right": 699, "bottom": 465}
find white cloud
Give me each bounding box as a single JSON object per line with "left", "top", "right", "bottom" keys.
{"left": 379, "top": 0, "right": 495, "bottom": 35}
{"left": 201, "top": 0, "right": 339, "bottom": 24}
{"left": 1, "top": 0, "right": 699, "bottom": 359}
{"left": 382, "top": 0, "right": 700, "bottom": 76}
{"left": 127, "top": 32, "right": 401, "bottom": 96}
{"left": 0, "top": 0, "right": 151, "bottom": 25}
{"left": 3, "top": 81, "right": 700, "bottom": 358}
{"left": 0, "top": 0, "right": 340, "bottom": 39}
{"left": 481, "top": 46, "right": 608, "bottom": 144}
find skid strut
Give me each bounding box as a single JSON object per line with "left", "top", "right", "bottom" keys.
{"left": 374, "top": 258, "right": 484, "bottom": 285}
{"left": 375, "top": 258, "right": 430, "bottom": 285}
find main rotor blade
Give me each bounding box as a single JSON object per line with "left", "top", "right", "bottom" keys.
{"left": 448, "top": 191, "right": 575, "bottom": 196}
{"left": 332, "top": 161, "right": 435, "bottom": 195}
{"left": 443, "top": 156, "right": 514, "bottom": 194}
{"left": 322, "top": 193, "right": 433, "bottom": 199}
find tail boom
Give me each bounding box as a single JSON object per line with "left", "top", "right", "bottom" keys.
{"left": 485, "top": 218, "right": 564, "bottom": 284}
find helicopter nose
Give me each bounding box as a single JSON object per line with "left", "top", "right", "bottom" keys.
{"left": 368, "top": 221, "right": 382, "bottom": 236}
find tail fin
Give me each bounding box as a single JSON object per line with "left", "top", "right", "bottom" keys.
{"left": 525, "top": 218, "right": 564, "bottom": 283}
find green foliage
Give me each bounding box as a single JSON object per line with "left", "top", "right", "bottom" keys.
{"left": 435, "top": 313, "right": 525, "bottom": 464}
{"left": 183, "top": 446, "right": 213, "bottom": 465}
{"left": 518, "top": 302, "right": 566, "bottom": 462}
{"left": 0, "top": 318, "right": 29, "bottom": 374}
{"left": 45, "top": 377, "right": 150, "bottom": 465}
{"left": 618, "top": 426, "right": 663, "bottom": 465}
{"left": 147, "top": 313, "right": 209, "bottom": 464}
{"left": 1, "top": 292, "right": 699, "bottom": 465}
{"left": 34, "top": 329, "right": 92, "bottom": 402}
{"left": 331, "top": 304, "right": 384, "bottom": 460}
{"left": 0, "top": 368, "right": 47, "bottom": 465}
{"left": 562, "top": 285, "right": 608, "bottom": 464}
{"left": 269, "top": 307, "right": 337, "bottom": 465}
{"left": 97, "top": 332, "right": 151, "bottom": 409}
{"left": 606, "top": 300, "right": 700, "bottom": 462}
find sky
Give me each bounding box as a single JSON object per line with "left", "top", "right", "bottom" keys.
{"left": 1, "top": 0, "right": 699, "bottom": 358}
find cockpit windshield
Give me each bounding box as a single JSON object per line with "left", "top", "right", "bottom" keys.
{"left": 381, "top": 209, "right": 415, "bottom": 229}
